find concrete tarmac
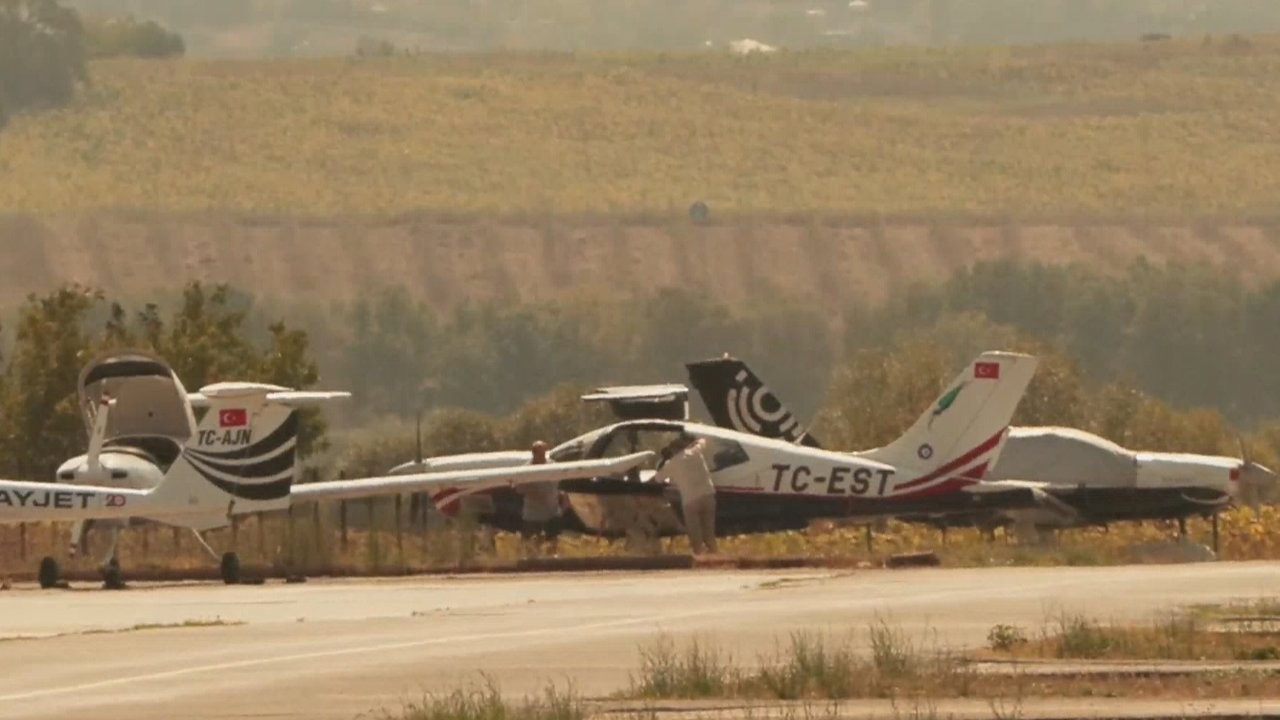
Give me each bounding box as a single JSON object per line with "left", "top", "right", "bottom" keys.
{"left": 0, "top": 562, "right": 1278, "bottom": 720}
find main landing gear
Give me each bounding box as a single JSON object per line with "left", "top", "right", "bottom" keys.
{"left": 192, "top": 530, "right": 242, "bottom": 585}
{"left": 37, "top": 556, "right": 61, "bottom": 589}
{"left": 220, "top": 551, "right": 241, "bottom": 585}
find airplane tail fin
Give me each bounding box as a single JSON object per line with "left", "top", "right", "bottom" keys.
{"left": 858, "top": 352, "right": 1038, "bottom": 484}
{"left": 685, "top": 355, "right": 822, "bottom": 448}
{"left": 153, "top": 383, "right": 301, "bottom": 516}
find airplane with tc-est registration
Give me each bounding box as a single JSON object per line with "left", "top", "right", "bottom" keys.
{"left": 685, "top": 354, "right": 1277, "bottom": 549}
{"left": 1, "top": 350, "right": 652, "bottom": 589}
{"left": 542, "top": 351, "right": 1046, "bottom": 541}
{"left": 389, "top": 352, "right": 1050, "bottom": 542}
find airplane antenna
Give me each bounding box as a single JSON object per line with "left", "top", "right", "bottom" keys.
{"left": 415, "top": 408, "right": 424, "bottom": 465}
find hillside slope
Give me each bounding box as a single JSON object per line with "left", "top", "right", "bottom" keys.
{"left": 2, "top": 214, "right": 1277, "bottom": 313}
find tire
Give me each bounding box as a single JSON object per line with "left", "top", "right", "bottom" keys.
{"left": 37, "top": 557, "right": 59, "bottom": 589}
{"left": 101, "top": 559, "right": 125, "bottom": 590}
{"left": 220, "top": 552, "right": 241, "bottom": 585}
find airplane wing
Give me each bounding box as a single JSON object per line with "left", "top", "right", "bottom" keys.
{"left": 188, "top": 390, "right": 352, "bottom": 407}
{"left": 290, "top": 451, "right": 656, "bottom": 503}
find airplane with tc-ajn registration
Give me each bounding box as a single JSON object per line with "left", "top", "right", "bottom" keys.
{"left": 686, "top": 354, "right": 1277, "bottom": 550}
{"left": 6, "top": 351, "right": 653, "bottom": 589}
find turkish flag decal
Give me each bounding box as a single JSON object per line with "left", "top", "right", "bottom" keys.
{"left": 973, "top": 361, "right": 1001, "bottom": 380}
{"left": 219, "top": 408, "right": 248, "bottom": 427}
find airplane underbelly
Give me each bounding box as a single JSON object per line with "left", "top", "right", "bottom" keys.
{"left": 1052, "top": 485, "right": 1230, "bottom": 523}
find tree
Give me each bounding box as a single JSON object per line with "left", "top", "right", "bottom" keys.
{"left": 0, "top": 0, "right": 88, "bottom": 125}
{"left": 83, "top": 15, "right": 184, "bottom": 59}
{"left": 0, "top": 282, "right": 329, "bottom": 478}
{"left": 0, "top": 285, "right": 100, "bottom": 477}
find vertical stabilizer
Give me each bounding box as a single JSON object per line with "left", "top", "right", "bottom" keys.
{"left": 857, "top": 352, "right": 1038, "bottom": 484}
{"left": 685, "top": 356, "right": 822, "bottom": 447}
{"left": 153, "top": 383, "right": 299, "bottom": 515}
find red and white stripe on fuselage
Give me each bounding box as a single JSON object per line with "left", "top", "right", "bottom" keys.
{"left": 887, "top": 428, "right": 1005, "bottom": 496}
{"left": 721, "top": 428, "right": 1006, "bottom": 500}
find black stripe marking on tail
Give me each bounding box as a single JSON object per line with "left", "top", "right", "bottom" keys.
{"left": 187, "top": 444, "right": 296, "bottom": 481}
{"left": 192, "top": 469, "right": 293, "bottom": 501}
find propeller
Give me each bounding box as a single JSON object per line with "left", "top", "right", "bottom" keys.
{"left": 1233, "top": 435, "right": 1277, "bottom": 511}
{"left": 85, "top": 393, "right": 115, "bottom": 475}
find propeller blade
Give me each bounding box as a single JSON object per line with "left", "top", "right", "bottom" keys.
{"left": 86, "top": 395, "right": 114, "bottom": 472}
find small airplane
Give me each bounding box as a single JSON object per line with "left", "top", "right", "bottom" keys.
{"left": 11, "top": 351, "right": 653, "bottom": 588}
{"left": 544, "top": 351, "right": 1047, "bottom": 539}
{"left": 382, "top": 383, "right": 692, "bottom": 537}
{"left": 382, "top": 353, "right": 1048, "bottom": 544}
{"left": 685, "top": 354, "right": 1277, "bottom": 548}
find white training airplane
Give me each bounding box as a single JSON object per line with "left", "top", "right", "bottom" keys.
{"left": 375, "top": 352, "right": 1050, "bottom": 543}
{"left": 542, "top": 352, "right": 1048, "bottom": 539}
{"left": 8, "top": 351, "right": 653, "bottom": 588}
{"left": 685, "top": 354, "right": 1277, "bottom": 549}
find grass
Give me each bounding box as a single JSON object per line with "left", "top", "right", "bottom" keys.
{"left": 983, "top": 608, "right": 1280, "bottom": 662}
{"left": 370, "top": 677, "right": 583, "bottom": 720}
{"left": 621, "top": 620, "right": 1280, "bottom": 704}
{"left": 5, "top": 505, "right": 1280, "bottom": 581}
{"left": 6, "top": 37, "right": 1280, "bottom": 218}
{"left": 367, "top": 611, "right": 1280, "bottom": 720}
{"left": 81, "top": 618, "right": 245, "bottom": 635}
{"left": 1, "top": 617, "right": 244, "bottom": 643}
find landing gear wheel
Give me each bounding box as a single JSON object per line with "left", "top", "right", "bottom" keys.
{"left": 101, "top": 559, "right": 126, "bottom": 590}
{"left": 220, "top": 552, "right": 241, "bottom": 585}
{"left": 38, "top": 557, "right": 60, "bottom": 589}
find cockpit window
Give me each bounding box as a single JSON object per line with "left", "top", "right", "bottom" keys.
{"left": 703, "top": 437, "right": 749, "bottom": 472}
{"left": 574, "top": 424, "right": 749, "bottom": 474}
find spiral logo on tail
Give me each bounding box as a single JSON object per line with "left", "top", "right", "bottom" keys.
{"left": 725, "top": 369, "right": 804, "bottom": 441}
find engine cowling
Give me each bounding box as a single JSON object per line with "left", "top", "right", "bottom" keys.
{"left": 55, "top": 450, "right": 165, "bottom": 490}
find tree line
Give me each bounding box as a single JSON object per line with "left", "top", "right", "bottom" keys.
{"left": 5, "top": 257, "right": 1279, "bottom": 480}
{"left": 0, "top": 0, "right": 181, "bottom": 127}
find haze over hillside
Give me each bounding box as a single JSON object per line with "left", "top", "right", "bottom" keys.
{"left": 62, "top": 0, "right": 1280, "bottom": 58}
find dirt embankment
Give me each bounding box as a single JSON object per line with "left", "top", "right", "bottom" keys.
{"left": 1, "top": 214, "right": 1277, "bottom": 313}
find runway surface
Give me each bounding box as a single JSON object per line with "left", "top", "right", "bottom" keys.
{"left": 1, "top": 562, "right": 1278, "bottom": 720}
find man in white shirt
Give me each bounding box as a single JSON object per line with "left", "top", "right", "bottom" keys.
{"left": 517, "top": 440, "right": 562, "bottom": 553}
{"left": 653, "top": 433, "right": 718, "bottom": 555}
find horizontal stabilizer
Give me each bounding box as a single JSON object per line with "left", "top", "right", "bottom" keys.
{"left": 189, "top": 383, "right": 351, "bottom": 408}
{"left": 581, "top": 384, "right": 689, "bottom": 403}
{"left": 582, "top": 385, "right": 689, "bottom": 421}
{"left": 291, "top": 451, "right": 656, "bottom": 503}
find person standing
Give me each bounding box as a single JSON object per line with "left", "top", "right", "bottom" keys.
{"left": 653, "top": 433, "right": 718, "bottom": 555}
{"left": 517, "top": 440, "right": 562, "bottom": 553}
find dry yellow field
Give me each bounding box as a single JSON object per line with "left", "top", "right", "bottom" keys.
{"left": 5, "top": 40, "right": 1280, "bottom": 217}
{"left": 4, "top": 39, "right": 1280, "bottom": 309}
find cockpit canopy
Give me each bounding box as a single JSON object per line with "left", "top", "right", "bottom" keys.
{"left": 550, "top": 420, "right": 750, "bottom": 474}
{"left": 78, "top": 350, "right": 197, "bottom": 453}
